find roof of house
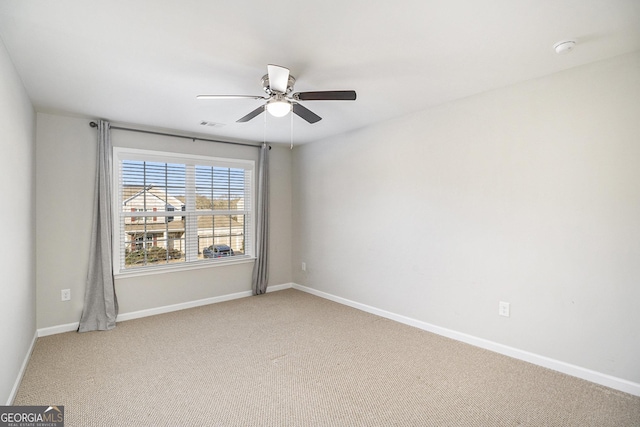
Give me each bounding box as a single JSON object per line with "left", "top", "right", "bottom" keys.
{"left": 124, "top": 216, "right": 244, "bottom": 234}
{"left": 122, "top": 185, "right": 185, "bottom": 210}
{"left": 123, "top": 186, "right": 242, "bottom": 211}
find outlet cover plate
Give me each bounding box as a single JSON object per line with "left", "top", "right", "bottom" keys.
{"left": 499, "top": 301, "right": 510, "bottom": 317}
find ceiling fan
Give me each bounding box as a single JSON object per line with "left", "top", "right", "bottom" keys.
{"left": 197, "top": 64, "right": 356, "bottom": 124}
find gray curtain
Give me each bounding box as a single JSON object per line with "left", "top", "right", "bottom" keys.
{"left": 78, "top": 120, "right": 119, "bottom": 332}
{"left": 252, "top": 143, "right": 270, "bottom": 295}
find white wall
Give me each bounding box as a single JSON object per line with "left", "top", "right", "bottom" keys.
{"left": 36, "top": 114, "right": 96, "bottom": 329}
{"left": 0, "top": 39, "right": 36, "bottom": 403}
{"left": 292, "top": 52, "right": 640, "bottom": 385}
{"left": 36, "top": 114, "right": 292, "bottom": 328}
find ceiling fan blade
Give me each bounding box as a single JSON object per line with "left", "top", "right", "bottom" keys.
{"left": 267, "top": 64, "right": 290, "bottom": 94}
{"left": 293, "top": 90, "right": 357, "bottom": 101}
{"left": 197, "top": 95, "right": 266, "bottom": 100}
{"left": 237, "top": 105, "right": 265, "bottom": 123}
{"left": 292, "top": 103, "right": 322, "bottom": 124}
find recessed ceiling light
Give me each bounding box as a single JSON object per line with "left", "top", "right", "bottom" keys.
{"left": 553, "top": 40, "right": 576, "bottom": 54}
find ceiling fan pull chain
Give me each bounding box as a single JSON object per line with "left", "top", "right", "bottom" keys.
{"left": 290, "top": 111, "right": 294, "bottom": 150}
{"left": 263, "top": 105, "right": 267, "bottom": 147}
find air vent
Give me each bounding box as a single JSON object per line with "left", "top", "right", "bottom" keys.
{"left": 199, "top": 121, "right": 226, "bottom": 128}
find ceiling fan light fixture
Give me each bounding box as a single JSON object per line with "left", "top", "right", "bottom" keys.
{"left": 266, "top": 97, "right": 292, "bottom": 117}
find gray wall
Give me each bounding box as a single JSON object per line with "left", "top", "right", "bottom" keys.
{"left": 36, "top": 114, "right": 292, "bottom": 328}
{"left": 292, "top": 52, "right": 640, "bottom": 384}
{"left": 0, "top": 39, "right": 36, "bottom": 404}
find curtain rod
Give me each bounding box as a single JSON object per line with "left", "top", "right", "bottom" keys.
{"left": 89, "top": 121, "right": 266, "bottom": 149}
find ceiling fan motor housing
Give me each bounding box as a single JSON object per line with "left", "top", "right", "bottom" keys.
{"left": 261, "top": 74, "right": 296, "bottom": 95}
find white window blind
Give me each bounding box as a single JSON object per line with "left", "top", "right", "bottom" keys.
{"left": 113, "top": 148, "right": 254, "bottom": 274}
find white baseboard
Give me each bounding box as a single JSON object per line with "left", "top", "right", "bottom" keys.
{"left": 37, "top": 322, "right": 79, "bottom": 337}
{"left": 36, "top": 282, "right": 637, "bottom": 396}
{"left": 37, "top": 283, "right": 295, "bottom": 337}
{"left": 292, "top": 283, "right": 640, "bottom": 398}
{"left": 116, "top": 283, "right": 292, "bottom": 322}
{"left": 266, "top": 283, "right": 295, "bottom": 293}
{"left": 116, "top": 290, "right": 254, "bottom": 322}
{"left": 7, "top": 331, "right": 37, "bottom": 405}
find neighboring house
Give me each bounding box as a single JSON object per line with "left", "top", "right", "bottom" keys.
{"left": 122, "top": 186, "right": 245, "bottom": 261}
{"left": 122, "top": 185, "right": 186, "bottom": 253}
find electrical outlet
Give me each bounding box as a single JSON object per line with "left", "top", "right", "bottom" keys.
{"left": 499, "top": 301, "right": 510, "bottom": 317}
{"left": 301, "top": 262, "right": 306, "bottom": 271}
{"left": 61, "top": 289, "right": 71, "bottom": 301}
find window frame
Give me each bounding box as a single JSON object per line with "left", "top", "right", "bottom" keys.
{"left": 112, "top": 147, "right": 255, "bottom": 277}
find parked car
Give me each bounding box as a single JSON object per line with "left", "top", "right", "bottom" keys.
{"left": 203, "top": 244, "right": 234, "bottom": 258}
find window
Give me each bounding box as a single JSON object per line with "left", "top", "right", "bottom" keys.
{"left": 113, "top": 148, "right": 254, "bottom": 274}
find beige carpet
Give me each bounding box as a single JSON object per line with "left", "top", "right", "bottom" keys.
{"left": 15, "top": 289, "right": 640, "bottom": 426}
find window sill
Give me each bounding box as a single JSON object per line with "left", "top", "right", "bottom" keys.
{"left": 114, "top": 256, "right": 256, "bottom": 279}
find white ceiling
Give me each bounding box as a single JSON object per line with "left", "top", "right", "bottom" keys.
{"left": 1, "top": 0, "right": 639, "bottom": 145}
